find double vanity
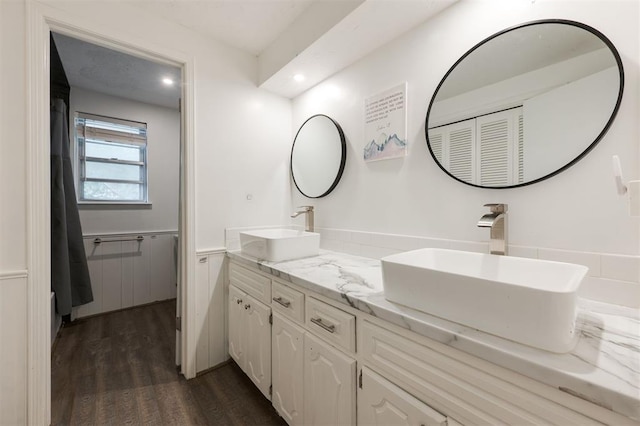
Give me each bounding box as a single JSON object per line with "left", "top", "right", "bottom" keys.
{"left": 227, "top": 229, "right": 639, "bottom": 425}
{"left": 224, "top": 14, "right": 638, "bottom": 426}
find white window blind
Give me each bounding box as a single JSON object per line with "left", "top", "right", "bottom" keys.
{"left": 75, "top": 112, "right": 148, "bottom": 202}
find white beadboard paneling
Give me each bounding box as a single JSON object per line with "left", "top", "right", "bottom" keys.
{"left": 208, "top": 253, "right": 227, "bottom": 367}
{"left": 120, "top": 240, "right": 135, "bottom": 309}
{"left": 601, "top": 254, "right": 640, "bottom": 283}
{"left": 76, "top": 233, "right": 177, "bottom": 318}
{"left": 538, "top": 248, "right": 601, "bottom": 277}
{"left": 101, "top": 241, "right": 123, "bottom": 312}
{"left": 195, "top": 255, "right": 210, "bottom": 373}
{"left": 78, "top": 239, "right": 103, "bottom": 317}
{"left": 170, "top": 235, "right": 178, "bottom": 299}
{"left": 133, "top": 238, "right": 151, "bottom": 306}
{"left": 149, "top": 235, "right": 172, "bottom": 302}
{"left": 0, "top": 274, "right": 27, "bottom": 425}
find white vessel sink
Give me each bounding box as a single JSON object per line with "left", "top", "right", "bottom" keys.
{"left": 239, "top": 228, "right": 320, "bottom": 262}
{"left": 381, "top": 248, "right": 588, "bottom": 353}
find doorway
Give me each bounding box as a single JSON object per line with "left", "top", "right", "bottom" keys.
{"left": 49, "top": 32, "right": 183, "bottom": 418}
{"left": 26, "top": 7, "right": 197, "bottom": 423}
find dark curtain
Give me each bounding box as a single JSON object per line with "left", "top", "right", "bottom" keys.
{"left": 51, "top": 98, "right": 93, "bottom": 316}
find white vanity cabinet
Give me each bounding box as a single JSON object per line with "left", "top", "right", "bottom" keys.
{"left": 228, "top": 285, "right": 271, "bottom": 398}
{"left": 271, "top": 285, "right": 357, "bottom": 426}
{"left": 228, "top": 262, "right": 272, "bottom": 399}
{"left": 272, "top": 313, "right": 305, "bottom": 426}
{"left": 228, "top": 258, "right": 636, "bottom": 426}
{"left": 228, "top": 285, "right": 246, "bottom": 366}
{"left": 304, "top": 332, "right": 357, "bottom": 425}
{"left": 358, "top": 367, "right": 448, "bottom": 426}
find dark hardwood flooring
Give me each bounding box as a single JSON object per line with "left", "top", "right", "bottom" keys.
{"left": 51, "top": 300, "right": 286, "bottom": 425}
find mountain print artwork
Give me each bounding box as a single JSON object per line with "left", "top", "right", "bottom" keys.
{"left": 363, "top": 133, "right": 407, "bottom": 161}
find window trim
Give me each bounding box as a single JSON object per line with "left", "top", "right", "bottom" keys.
{"left": 74, "top": 112, "right": 150, "bottom": 204}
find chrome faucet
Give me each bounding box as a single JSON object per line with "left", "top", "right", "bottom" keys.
{"left": 477, "top": 203, "right": 508, "bottom": 255}
{"left": 291, "top": 206, "right": 314, "bottom": 232}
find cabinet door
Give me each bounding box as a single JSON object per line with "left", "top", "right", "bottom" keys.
{"left": 272, "top": 314, "right": 304, "bottom": 426}
{"left": 304, "top": 333, "right": 356, "bottom": 426}
{"left": 228, "top": 285, "right": 245, "bottom": 366}
{"left": 245, "top": 294, "right": 272, "bottom": 399}
{"left": 358, "top": 367, "right": 447, "bottom": 426}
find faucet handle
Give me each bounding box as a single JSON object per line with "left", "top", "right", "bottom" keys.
{"left": 297, "top": 206, "right": 314, "bottom": 211}
{"left": 484, "top": 203, "right": 508, "bottom": 213}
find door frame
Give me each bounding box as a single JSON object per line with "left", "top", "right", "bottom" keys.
{"left": 26, "top": 2, "right": 198, "bottom": 423}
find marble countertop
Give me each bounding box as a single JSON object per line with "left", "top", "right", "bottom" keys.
{"left": 227, "top": 250, "right": 640, "bottom": 421}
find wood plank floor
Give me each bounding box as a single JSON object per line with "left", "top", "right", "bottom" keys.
{"left": 51, "top": 300, "right": 286, "bottom": 425}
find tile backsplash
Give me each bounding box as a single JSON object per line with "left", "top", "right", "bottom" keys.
{"left": 225, "top": 226, "right": 640, "bottom": 309}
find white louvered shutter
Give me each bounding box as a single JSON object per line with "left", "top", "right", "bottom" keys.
{"left": 447, "top": 120, "right": 475, "bottom": 183}
{"left": 428, "top": 129, "right": 444, "bottom": 164}
{"left": 475, "top": 108, "right": 521, "bottom": 186}
{"left": 517, "top": 112, "right": 524, "bottom": 183}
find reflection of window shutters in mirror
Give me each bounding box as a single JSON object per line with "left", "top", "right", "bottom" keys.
{"left": 475, "top": 108, "right": 522, "bottom": 186}
{"left": 449, "top": 123, "right": 475, "bottom": 183}
{"left": 429, "top": 131, "right": 444, "bottom": 164}
{"left": 428, "top": 120, "right": 475, "bottom": 182}
{"left": 429, "top": 107, "right": 522, "bottom": 186}
{"left": 518, "top": 113, "right": 524, "bottom": 183}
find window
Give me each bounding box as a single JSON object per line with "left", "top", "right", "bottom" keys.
{"left": 75, "top": 113, "right": 148, "bottom": 203}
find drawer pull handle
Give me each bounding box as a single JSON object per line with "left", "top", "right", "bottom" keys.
{"left": 244, "top": 304, "right": 251, "bottom": 310}
{"left": 311, "top": 317, "right": 336, "bottom": 333}
{"left": 236, "top": 299, "right": 243, "bottom": 305}
{"left": 273, "top": 296, "right": 291, "bottom": 308}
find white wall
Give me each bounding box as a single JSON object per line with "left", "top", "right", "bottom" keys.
{"left": 524, "top": 67, "right": 619, "bottom": 180}
{"left": 0, "top": 1, "right": 28, "bottom": 423}
{"left": 0, "top": 0, "right": 292, "bottom": 423}
{"left": 70, "top": 87, "right": 180, "bottom": 234}
{"left": 291, "top": 0, "right": 639, "bottom": 256}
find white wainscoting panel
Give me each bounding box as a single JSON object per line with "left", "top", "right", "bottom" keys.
{"left": 0, "top": 272, "right": 28, "bottom": 425}
{"left": 195, "top": 249, "right": 228, "bottom": 373}
{"left": 75, "top": 232, "right": 177, "bottom": 318}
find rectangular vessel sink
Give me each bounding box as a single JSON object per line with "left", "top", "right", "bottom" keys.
{"left": 239, "top": 228, "right": 320, "bottom": 262}
{"left": 381, "top": 248, "right": 588, "bottom": 353}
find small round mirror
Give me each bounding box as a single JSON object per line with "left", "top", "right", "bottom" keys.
{"left": 291, "top": 114, "right": 346, "bottom": 198}
{"left": 426, "top": 19, "right": 624, "bottom": 188}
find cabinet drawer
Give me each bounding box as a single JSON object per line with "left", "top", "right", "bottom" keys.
{"left": 306, "top": 297, "right": 355, "bottom": 353}
{"left": 358, "top": 367, "right": 447, "bottom": 426}
{"left": 361, "top": 321, "right": 601, "bottom": 425}
{"left": 229, "top": 262, "right": 271, "bottom": 304}
{"left": 271, "top": 280, "right": 304, "bottom": 324}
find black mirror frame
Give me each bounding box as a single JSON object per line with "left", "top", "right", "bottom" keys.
{"left": 290, "top": 114, "right": 347, "bottom": 198}
{"left": 425, "top": 19, "right": 625, "bottom": 189}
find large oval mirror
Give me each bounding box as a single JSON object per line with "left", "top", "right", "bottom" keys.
{"left": 425, "top": 19, "right": 624, "bottom": 188}
{"left": 291, "top": 114, "right": 346, "bottom": 198}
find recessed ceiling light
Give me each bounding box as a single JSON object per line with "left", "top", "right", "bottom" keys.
{"left": 293, "top": 74, "right": 305, "bottom": 82}
{"left": 162, "top": 77, "right": 174, "bottom": 86}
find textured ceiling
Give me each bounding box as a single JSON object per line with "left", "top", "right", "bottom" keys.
{"left": 53, "top": 32, "right": 182, "bottom": 109}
